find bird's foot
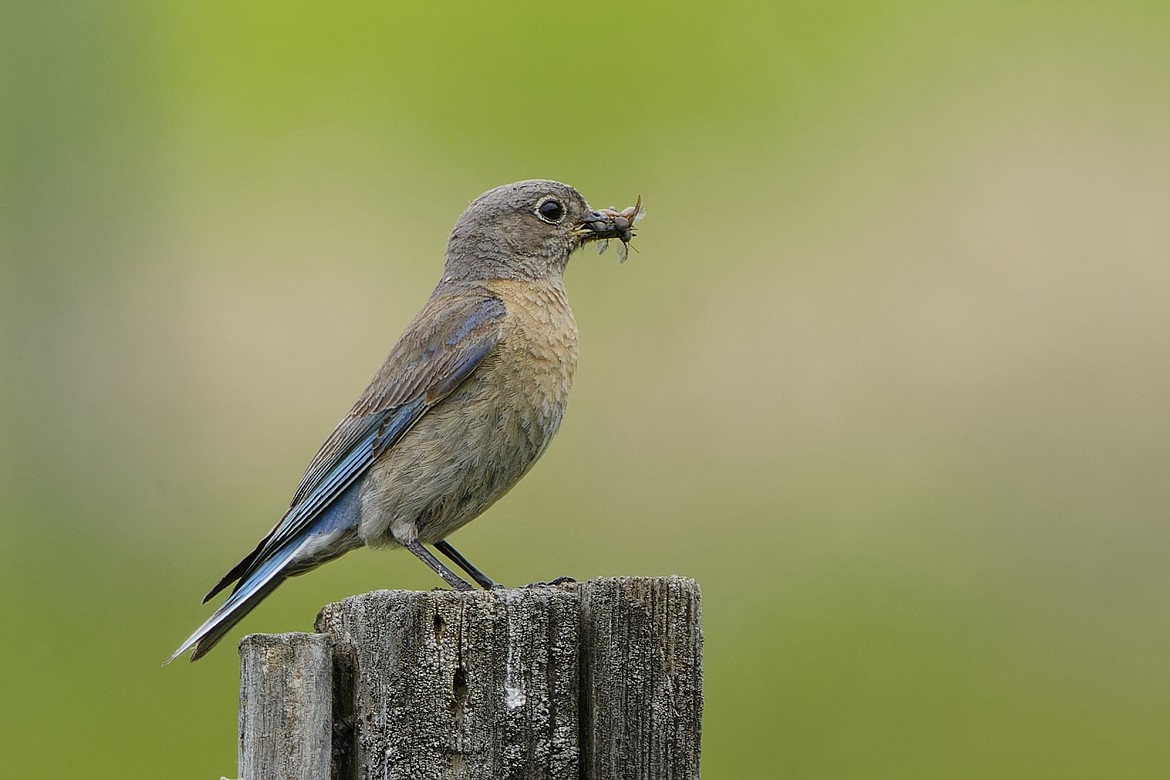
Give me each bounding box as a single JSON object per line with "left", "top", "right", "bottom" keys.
{"left": 522, "top": 576, "right": 577, "bottom": 589}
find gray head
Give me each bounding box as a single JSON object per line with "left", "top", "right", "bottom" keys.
{"left": 443, "top": 180, "right": 631, "bottom": 283}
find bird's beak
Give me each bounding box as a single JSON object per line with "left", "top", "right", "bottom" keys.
{"left": 573, "top": 196, "right": 644, "bottom": 245}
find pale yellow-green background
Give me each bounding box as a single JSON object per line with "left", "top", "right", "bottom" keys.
{"left": 3, "top": 2, "right": 1169, "bottom": 777}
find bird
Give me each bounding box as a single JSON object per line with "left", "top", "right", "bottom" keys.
{"left": 168, "top": 179, "right": 642, "bottom": 662}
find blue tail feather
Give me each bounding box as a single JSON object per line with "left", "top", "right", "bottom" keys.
{"left": 166, "top": 479, "right": 363, "bottom": 664}
{"left": 165, "top": 539, "right": 304, "bottom": 663}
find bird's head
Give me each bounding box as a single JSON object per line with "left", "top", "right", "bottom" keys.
{"left": 443, "top": 180, "right": 641, "bottom": 283}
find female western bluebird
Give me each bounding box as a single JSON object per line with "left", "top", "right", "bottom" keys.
{"left": 168, "top": 180, "right": 641, "bottom": 662}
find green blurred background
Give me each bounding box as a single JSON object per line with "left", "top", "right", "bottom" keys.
{"left": 3, "top": 1, "right": 1169, "bottom": 777}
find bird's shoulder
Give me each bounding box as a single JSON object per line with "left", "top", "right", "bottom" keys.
{"left": 351, "top": 284, "right": 508, "bottom": 414}
{"left": 479, "top": 277, "right": 577, "bottom": 342}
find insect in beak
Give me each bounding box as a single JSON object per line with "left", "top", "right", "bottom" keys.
{"left": 575, "top": 196, "right": 645, "bottom": 262}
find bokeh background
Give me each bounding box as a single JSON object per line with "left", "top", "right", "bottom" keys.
{"left": 4, "top": 2, "right": 1169, "bottom": 777}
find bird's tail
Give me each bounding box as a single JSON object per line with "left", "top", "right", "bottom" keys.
{"left": 165, "top": 538, "right": 307, "bottom": 664}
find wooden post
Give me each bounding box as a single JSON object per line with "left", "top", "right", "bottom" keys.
{"left": 237, "top": 633, "right": 332, "bottom": 780}
{"left": 580, "top": 577, "right": 704, "bottom": 780}
{"left": 237, "top": 576, "right": 702, "bottom": 780}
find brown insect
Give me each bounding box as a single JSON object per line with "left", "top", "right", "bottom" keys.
{"left": 594, "top": 196, "right": 645, "bottom": 262}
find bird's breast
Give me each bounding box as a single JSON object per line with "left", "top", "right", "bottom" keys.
{"left": 453, "top": 278, "right": 579, "bottom": 483}
{"left": 484, "top": 278, "right": 579, "bottom": 435}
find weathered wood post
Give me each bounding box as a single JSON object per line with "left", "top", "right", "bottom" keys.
{"left": 237, "top": 633, "right": 333, "bottom": 780}
{"left": 237, "top": 576, "right": 702, "bottom": 780}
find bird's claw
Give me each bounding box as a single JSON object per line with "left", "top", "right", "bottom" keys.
{"left": 522, "top": 576, "right": 577, "bottom": 589}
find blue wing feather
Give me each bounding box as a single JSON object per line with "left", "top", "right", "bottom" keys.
{"left": 244, "top": 396, "right": 426, "bottom": 572}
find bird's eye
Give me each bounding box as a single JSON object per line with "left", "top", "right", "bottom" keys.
{"left": 536, "top": 198, "right": 565, "bottom": 224}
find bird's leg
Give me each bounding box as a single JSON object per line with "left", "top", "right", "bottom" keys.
{"left": 435, "top": 540, "right": 503, "bottom": 589}
{"left": 404, "top": 540, "right": 475, "bottom": 591}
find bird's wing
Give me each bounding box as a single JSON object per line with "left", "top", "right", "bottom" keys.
{"left": 203, "top": 290, "right": 507, "bottom": 602}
